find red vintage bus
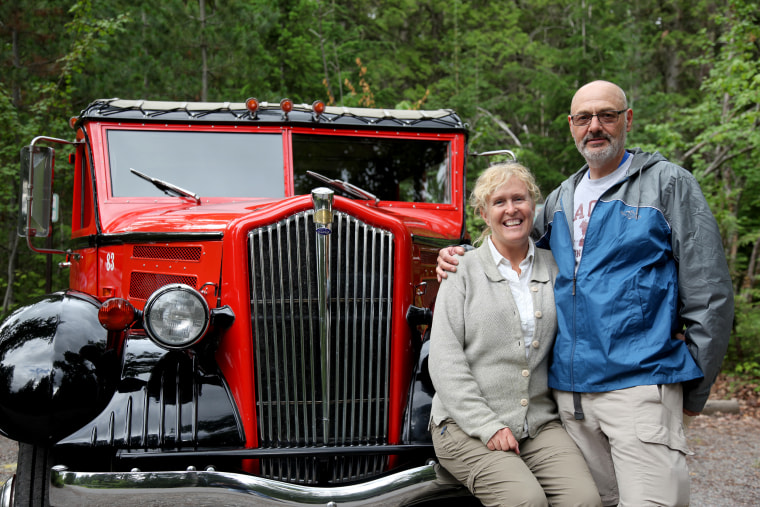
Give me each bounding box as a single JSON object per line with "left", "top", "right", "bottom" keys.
{"left": 0, "top": 98, "right": 487, "bottom": 506}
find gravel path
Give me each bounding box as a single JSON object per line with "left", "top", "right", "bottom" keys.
{"left": 0, "top": 415, "right": 758, "bottom": 505}
{"left": 686, "top": 414, "right": 760, "bottom": 506}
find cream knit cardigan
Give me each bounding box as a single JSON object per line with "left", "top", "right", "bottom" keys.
{"left": 429, "top": 240, "right": 560, "bottom": 445}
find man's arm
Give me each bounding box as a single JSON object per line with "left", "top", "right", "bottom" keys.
{"left": 670, "top": 170, "right": 734, "bottom": 413}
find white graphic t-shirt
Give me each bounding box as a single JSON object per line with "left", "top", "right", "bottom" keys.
{"left": 572, "top": 152, "right": 632, "bottom": 271}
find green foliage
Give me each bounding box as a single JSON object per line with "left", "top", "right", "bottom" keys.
{"left": 733, "top": 360, "right": 760, "bottom": 379}
{"left": 2, "top": 0, "right": 760, "bottom": 376}
{"left": 662, "top": 0, "right": 760, "bottom": 371}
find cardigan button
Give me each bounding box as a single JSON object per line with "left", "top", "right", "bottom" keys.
{"left": 532, "top": 340, "right": 540, "bottom": 348}
{"left": 531, "top": 286, "right": 539, "bottom": 292}
{"left": 534, "top": 310, "right": 542, "bottom": 318}
{"left": 520, "top": 399, "right": 529, "bottom": 407}
{"left": 522, "top": 369, "right": 530, "bottom": 377}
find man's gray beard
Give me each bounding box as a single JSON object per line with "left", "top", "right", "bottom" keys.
{"left": 577, "top": 128, "right": 627, "bottom": 165}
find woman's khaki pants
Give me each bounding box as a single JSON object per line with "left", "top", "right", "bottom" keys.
{"left": 431, "top": 419, "right": 601, "bottom": 507}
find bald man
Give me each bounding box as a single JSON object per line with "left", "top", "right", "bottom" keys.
{"left": 437, "top": 81, "right": 733, "bottom": 506}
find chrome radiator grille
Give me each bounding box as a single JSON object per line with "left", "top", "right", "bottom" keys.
{"left": 248, "top": 210, "right": 394, "bottom": 484}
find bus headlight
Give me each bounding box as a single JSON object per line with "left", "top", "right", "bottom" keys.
{"left": 143, "top": 284, "right": 209, "bottom": 349}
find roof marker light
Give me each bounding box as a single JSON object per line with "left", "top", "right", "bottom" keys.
{"left": 280, "top": 98, "right": 294, "bottom": 113}
{"left": 312, "top": 100, "right": 326, "bottom": 117}
{"left": 246, "top": 98, "right": 259, "bottom": 117}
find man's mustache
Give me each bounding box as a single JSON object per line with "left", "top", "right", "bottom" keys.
{"left": 583, "top": 132, "right": 611, "bottom": 146}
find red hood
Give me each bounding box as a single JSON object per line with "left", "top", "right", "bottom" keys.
{"left": 98, "top": 195, "right": 464, "bottom": 241}
{"left": 99, "top": 198, "right": 281, "bottom": 234}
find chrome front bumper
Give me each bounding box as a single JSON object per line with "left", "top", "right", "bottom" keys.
{"left": 2, "top": 462, "right": 467, "bottom": 506}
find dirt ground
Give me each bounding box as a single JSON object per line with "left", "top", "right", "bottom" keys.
{"left": 685, "top": 372, "right": 760, "bottom": 506}
{"left": 687, "top": 413, "right": 760, "bottom": 506}
{"left": 0, "top": 374, "right": 757, "bottom": 505}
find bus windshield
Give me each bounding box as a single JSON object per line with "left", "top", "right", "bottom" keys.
{"left": 107, "top": 129, "right": 451, "bottom": 203}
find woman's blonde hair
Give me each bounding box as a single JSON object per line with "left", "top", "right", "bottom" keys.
{"left": 470, "top": 162, "right": 541, "bottom": 245}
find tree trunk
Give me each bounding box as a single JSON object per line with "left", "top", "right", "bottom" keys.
{"left": 45, "top": 233, "right": 53, "bottom": 294}
{"left": 142, "top": 10, "right": 150, "bottom": 91}
{"left": 199, "top": 0, "right": 208, "bottom": 102}
{"left": 744, "top": 233, "right": 760, "bottom": 300}
{"left": 309, "top": 27, "right": 333, "bottom": 103}
{"left": 3, "top": 232, "right": 20, "bottom": 314}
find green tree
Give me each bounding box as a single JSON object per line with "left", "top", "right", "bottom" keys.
{"left": 0, "top": 0, "right": 127, "bottom": 313}
{"left": 1, "top": 0, "right": 758, "bottom": 382}
{"left": 673, "top": 0, "right": 760, "bottom": 371}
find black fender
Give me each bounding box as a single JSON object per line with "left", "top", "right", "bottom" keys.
{"left": 54, "top": 334, "right": 244, "bottom": 461}
{"left": 0, "top": 291, "right": 118, "bottom": 444}
{"left": 402, "top": 330, "right": 435, "bottom": 445}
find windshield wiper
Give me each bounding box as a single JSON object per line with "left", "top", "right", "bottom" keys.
{"left": 130, "top": 168, "right": 201, "bottom": 204}
{"left": 307, "top": 170, "right": 379, "bottom": 205}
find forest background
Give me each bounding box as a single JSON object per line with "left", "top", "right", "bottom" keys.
{"left": 1, "top": 0, "right": 759, "bottom": 383}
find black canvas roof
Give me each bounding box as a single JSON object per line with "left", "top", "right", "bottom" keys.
{"left": 77, "top": 98, "right": 466, "bottom": 132}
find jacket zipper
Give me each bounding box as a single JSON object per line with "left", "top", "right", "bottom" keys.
{"left": 559, "top": 191, "right": 578, "bottom": 393}
{"left": 564, "top": 170, "right": 629, "bottom": 393}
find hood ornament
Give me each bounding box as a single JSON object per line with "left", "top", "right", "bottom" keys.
{"left": 312, "top": 187, "right": 334, "bottom": 235}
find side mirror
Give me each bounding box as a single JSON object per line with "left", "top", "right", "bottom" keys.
{"left": 18, "top": 146, "right": 55, "bottom": 238}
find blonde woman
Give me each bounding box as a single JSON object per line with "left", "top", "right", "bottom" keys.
{"left": 429, "top": 163, "right": 599, "bottom": 507}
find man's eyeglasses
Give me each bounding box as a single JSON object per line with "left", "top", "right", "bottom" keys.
{"left": 570, "top": 109, "right": 627, "bottom": 127}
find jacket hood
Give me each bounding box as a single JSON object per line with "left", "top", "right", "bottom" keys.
{"left": 558, "top": 147, "right": 667, "bottom": 221}
{"left": 625, "top": 148, "right": 668, "bottom": 177}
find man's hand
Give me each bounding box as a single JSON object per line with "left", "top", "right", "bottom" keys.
{"left": 673, "top": 334, "right": 702, "bottom": 418}
{"left": 436, "top": 246, "right": 466, "bottom": 282}
{"left": 673, "top": 332, "right": 701, "bottom": 418}
{"left": 487, "top": 427, "right": 520, "bottom": 455}
{"left": 683, "top": 408, "right": 699, "bottom": 427}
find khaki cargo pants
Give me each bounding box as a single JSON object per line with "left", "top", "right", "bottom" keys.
{"left": 431, "top": 419, "right": 601, "bottom": 507}
{"left": 555, "top": 384, "right": 692, "bottom": 507}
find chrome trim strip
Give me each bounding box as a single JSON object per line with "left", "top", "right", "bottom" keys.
{"left": 276, "top": 221, "right": 292, "bottom": 440}
{"left": 358, "top": 226, "right": 367, "bottom": 441}
{"left": 268, "top": 223, "right": 283, "bottom": 444}
{"left": 312, "top": 188, "right": 334, "bottom": 444}
{"left": 338, "top": 213, "right": 348, "bottom": 445}
{"left": 285, "top": 218, "right": 299, "bottom": 444}
{"left": 383, "top": 235, "right": 393, "bottom": 439}
{"left": 304, "top": 214, "right": 317, "bottom": 445}
{"left": 48, "top": 464, "right": 467, "bottom": 507}
{"left": 251, "top": 228, "right": 263, "bottom": 440}
{"left": 117, "top": 444, "right": 434, "bottom": 460}
{"left": 350, "top": 219, "right": 360, "bottom": 444}
{"left": 0, "top": 477, "right": 12, "bottom": 507}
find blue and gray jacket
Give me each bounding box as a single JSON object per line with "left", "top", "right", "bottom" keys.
{"left": 535, "top": 148, "right": 733, "bottom": 413}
